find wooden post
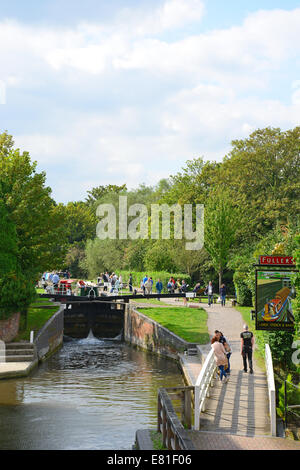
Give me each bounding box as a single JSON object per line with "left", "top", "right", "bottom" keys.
{"left": 166, "top": 421, "right": 172, "bottom": 450}
{"left": 184, "top": 389, "right": 192, "bottom": 429}
{"left": 157, "top": 395, "right": 162, "bottom": 433}
{"left": 162, "top": 406, "right": 167, "bottom": 448}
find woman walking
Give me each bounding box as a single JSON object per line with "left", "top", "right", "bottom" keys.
{"left": 211, "top": 336, "right": 229, "bottom": 383}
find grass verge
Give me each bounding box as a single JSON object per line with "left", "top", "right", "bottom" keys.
{"left": 137, "top": 306, "right": 209, "bottom": 344}
{"left": 130, "top": 298, "right": 172, "bottom": 306}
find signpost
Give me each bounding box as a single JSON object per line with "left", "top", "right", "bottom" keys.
{"left": 255, "top": 256, "right": 297, "bottom": 331}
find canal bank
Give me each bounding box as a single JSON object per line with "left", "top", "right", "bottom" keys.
{"left": 0, "top": 299, "right": 206, "bottom": 450}
{"left": 0, "top": 335, "right": 184, "bottom": 450}
{"left": 0, "top": 304, "right": 64, "bottom": 380}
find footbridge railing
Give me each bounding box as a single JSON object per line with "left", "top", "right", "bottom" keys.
{"left": 194, "top": 344, "right": 277, "bottom": 436}
{"left": 265, "top": 343, "right": 276, "bottom": 436}
{"left": 194, "top": 349, "right": 217, "bottom": 431}
{"left": 157, "top": 387, "right": 195, "bottom": 450}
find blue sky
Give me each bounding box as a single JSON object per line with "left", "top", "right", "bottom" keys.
{"left": 0, "top": 0, "right": 299, "bottom": 202}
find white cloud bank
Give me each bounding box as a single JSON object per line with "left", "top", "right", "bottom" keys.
{"left": 0, "top": 1, "right": 300, "bottom": 202}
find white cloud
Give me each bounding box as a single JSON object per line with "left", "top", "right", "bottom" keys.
{"left": 132, "top": 0, "right": 205, "bottom": 35}
{"left": 2, "top": 3, "right": 300, "bottom": 202}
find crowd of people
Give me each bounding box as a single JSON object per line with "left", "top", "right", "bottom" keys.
{"left": 41, "top": 270, "right": 230, "bottom": 308}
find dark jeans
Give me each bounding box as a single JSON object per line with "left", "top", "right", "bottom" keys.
{"left": 208, "top": 294, "right": 214, "bottom": 305}
{"left": 242, "top": 346, "right": 253, "bottom": 372}
{"left": 218, "top": 365, "right": 227, "bottom": 381}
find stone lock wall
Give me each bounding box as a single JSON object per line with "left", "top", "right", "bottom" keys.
{"left": 124, "top": 305, "right": 191, "bottom": 360}
{"left": 0, "top": 313, "right": 20, "bottom": 342}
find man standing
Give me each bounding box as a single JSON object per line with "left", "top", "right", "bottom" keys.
{"left": 156, "top": 279, "right": 163, "bottom": 298}
{"left": 205, "top": 281, "right": 214, "bottom": 306}
{"left": 240, "top": 324, "right": 254, "bottom": 374}
{"left": 129, "top": 273, "right": 133, "bottom": 293}
{"left": 52, "top": 272, "right": 60, "bottom": 288}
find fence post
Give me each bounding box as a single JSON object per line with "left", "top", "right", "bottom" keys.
{"left": 184, "top": 389, "right": 192, "bottom": 429}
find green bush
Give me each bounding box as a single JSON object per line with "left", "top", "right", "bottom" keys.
{"left": 233, "top": 272, "right": 253, "bottom": 306}
{"left": 0, "top": 272, "right": 36, "bottom": 320}
{"left": 277, "top": 373, "right": 300, "bottom": 420}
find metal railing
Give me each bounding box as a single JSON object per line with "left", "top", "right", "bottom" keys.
{"left": 194, "top": 348, "right": 217, "bottom": 430}
{"left": 265, "top": 344, "right": 276, "bottom": 436}
{"left": 157, "top": 387, "right": 195, "bottom": 450}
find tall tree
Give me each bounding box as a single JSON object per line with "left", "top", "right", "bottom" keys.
{"left": 204, "top": 190, "right": 238, "bottom": 288}
{"left": 85, "top": 184, "right": 127, "bottom": 207}
{"left": 220, "top": 127, "right": 300, "bottom": 240}
{"left": 0, "top": 131, "right": 67, "bottom": 278}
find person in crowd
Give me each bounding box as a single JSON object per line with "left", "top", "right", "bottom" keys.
{"left": 145, "top": 277, "right": 153, "bottom": 295}
{"left": 205, "top": 281, "right": 214, "bottom": 306}
{"left": 129, "top": 273, "right": 133, "bottom": 292}
{"left": 240, "top": 324, "right": 254, "bottom": 374}
{"left": 211, "top": 336, "right": 229, "bottom": 383}
{"left": 52, "top": 272, "right": 60, "bottom": 289}
{"left": 180, "top": 280, "right": 188, "bottom": 306}
{"left": 102, "top": 272, "right": 108, "bottom": 291}
{"left": 193, "top": 282, "right": 201, "bottom": 294}
{"left": 141, "top": 279, "right": 146, "bottom": 295}
{"left": 149, "top": 277, "right": 153, "bottom": 293}
{"left": 156, "top": 279, "right": 163, "bottom": 297}
{"left": 220, "top": 283, "right": 226, "bottom": 307}
{"left": 110, "top": 277, "right": 120, "bottom": 293}
{"left": 167, "top": 278, "right": 175, "bottom": 293}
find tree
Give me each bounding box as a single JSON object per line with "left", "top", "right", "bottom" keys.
{"left": 144, "top": 240, "right": 177, "bottom": 272}
{"left": 85, "top": 184, "right": 127, "bottom": 207}
{"left": 220, "top": 127, "right": 300, "bottom": 241}
{"left": 0, "top": 131, "right": 67, "bottom": 278}
{"left": 53, "top": 201, "right": 97, "bottom": 245}
{"left": 0, "top": 199, "right": 18, "bottom": 275}
{"left": 204, "top": 190, "right": 238, "bottom": 288}
{"left": 162, "top": 157, "right": 220, "bottom": 206}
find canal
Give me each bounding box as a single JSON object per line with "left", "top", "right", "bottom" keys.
{"left": 0, "top": 333, "right": 183, "bottom": 450}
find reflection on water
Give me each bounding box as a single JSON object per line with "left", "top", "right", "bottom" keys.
{"left": 0, "top": 335, "right": 183, "bottom": 450}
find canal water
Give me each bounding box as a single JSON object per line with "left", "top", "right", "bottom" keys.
{"left": 0, "top": 334, "right": 183, "bottom": 450}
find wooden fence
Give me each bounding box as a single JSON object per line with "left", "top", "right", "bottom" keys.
{"left": 157, "top": 386, "right": 195, "bottom": 450}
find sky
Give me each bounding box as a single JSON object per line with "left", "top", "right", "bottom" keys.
{"left": 0, "top": 0, "right": 299, "bottom": 203}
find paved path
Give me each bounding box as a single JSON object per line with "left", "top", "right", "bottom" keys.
{"left": 199, "top": 302, "right": 271, "bottom": 437}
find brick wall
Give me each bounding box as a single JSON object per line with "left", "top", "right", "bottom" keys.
{"left": 124, "top": 305, "right": 191, "bottom": 360}
{"left": 0, "top": 313, "right": 20, "bottom": 342}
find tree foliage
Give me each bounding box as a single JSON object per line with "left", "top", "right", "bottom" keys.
{"left": 0, "top": 131, "right": 67, "bottom": 278}
{"left": 204, "top": 190, "right": 239, "bottom": 288}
